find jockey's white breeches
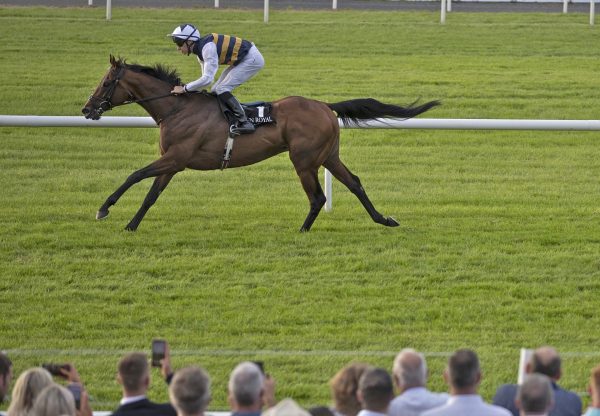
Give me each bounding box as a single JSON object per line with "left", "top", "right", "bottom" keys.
{"left": 211, "top": 45, "right": 265, "bottom": 95}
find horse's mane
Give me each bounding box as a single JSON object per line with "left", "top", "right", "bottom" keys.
{"left": 116, "top": 57, "right": 182, "bottom": 86}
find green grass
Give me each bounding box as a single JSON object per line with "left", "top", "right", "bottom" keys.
{"left": 1, "top": 4, "right": 600, "bottom": 412}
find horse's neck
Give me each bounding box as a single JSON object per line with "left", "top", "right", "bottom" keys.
{"left": 125, "top": 74, "right": 178, "bottom": 121}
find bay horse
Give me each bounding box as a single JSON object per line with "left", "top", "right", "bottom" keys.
{"left": 82, "top": 56, "right": 439, "bottom": 232}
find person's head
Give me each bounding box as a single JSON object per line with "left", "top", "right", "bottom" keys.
{"left": 445, "top": 349, "right": 481, "bottom": 394}
{"left": 588, "top": 365, "right": 600, "bottom": 406}
{"left": 308, "top": 406, "right": 336, "bottom": 416}
{"left": 528, "top": 347, "right": 561, "bottom": 381}
{"left": 228, "top": 361, "right": 264, "bottom": 411}
{"left": 516, "top": 373, "right": 554, "bottom": 416}
{"left": 117, "top": 352, "right": 150, "bottom": 396}
{"left": 169, "top": 367, "right": 211, "bottom": 416}
{"left": 7, "top": 367, "right": 54, "bottom": 416}
{"left": 170, "top": 24, "right": 200, "bottom": 55}
{"left": 392, "top": 348, "right": 427, "bottom": 392}
{"left": 329, "top": 363, "right": 370, "bottom": 416}
{"left": 0, "top": 352, "right": 13, "bottom": 402}
{"left": 356, "top": 367, "right": 394, "bottom": 413}
{"left": 30, "top": 384, "right": 76, "bottom": 416}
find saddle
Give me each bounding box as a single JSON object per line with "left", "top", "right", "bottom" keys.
{"left": 218, "top": 100, "right": 277, "bottom": 170}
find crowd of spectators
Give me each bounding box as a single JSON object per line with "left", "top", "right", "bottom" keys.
{"left": 1, "top": 345, "right": 598, "bottom": 416}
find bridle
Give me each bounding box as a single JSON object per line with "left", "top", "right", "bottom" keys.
{"left": 87, "top": 65, "right": 174, "bottom": 116}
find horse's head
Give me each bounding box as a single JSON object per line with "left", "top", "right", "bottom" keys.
{"left": 82, "top": 55, "right": 133, "bottom": 120}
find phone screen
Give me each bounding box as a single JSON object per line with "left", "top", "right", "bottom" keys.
{"left": 252, "top": 361, "right": 265, "bottom": 374}
{"left": 151, "top": 340, "right": 166, "bottom": 367}
{"left": 66, "top": 383, "right": 81, "bottom": 410}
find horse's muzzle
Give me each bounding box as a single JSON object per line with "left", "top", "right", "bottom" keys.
{"left": 82, "top": 106, "right": 102, "bottom": 120}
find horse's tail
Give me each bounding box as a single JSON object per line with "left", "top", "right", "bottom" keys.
{"left": 327, "top": 98, "right": 441, "bottom": 127}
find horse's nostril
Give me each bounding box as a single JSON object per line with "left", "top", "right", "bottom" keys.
{"left": 82, "top": 107, "right": 90, "bottom": 115}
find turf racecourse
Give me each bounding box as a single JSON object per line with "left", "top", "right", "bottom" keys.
{"left": 1, "top": 4, "right": 600, "bottom": 411}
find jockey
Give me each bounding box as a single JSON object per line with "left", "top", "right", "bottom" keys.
{"left": 169, "top": 23, "right": 265, "bottom": 135}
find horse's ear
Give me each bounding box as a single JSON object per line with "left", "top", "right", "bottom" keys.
{"left": 110, "top": 54, "right": 116, "bottom": 66}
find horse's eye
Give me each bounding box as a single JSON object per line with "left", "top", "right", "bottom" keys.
{"left": 103, "top": 81, "right": 111, "bottom": 87}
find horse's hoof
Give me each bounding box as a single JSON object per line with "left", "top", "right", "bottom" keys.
{"left": 386, "top": 216, "right": 400, "bottom": 227}
{"left": 96, "top": 209, "right": 109, "bottom": 220}
{"left": 124, "top": 225, "right": 137, "bottom": 232}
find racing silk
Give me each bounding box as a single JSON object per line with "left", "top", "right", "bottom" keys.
{"left": 184, "top": 33, "right": 258, "bottom": 92}
{"left": 195, "top": 33, "right": 252, "bottom": 65}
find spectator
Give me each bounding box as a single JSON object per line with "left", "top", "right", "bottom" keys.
{"left": 421, "top": 349, "right": 511, "bottom": 416}
{"left": 583, "top": 365, "right": 600, "bottom": 416}
{"left": 111, "top": 349, "right": 176, "bottom": 416}
{"left": 389, "top": 348, "right": 449, "bottom": 416}
{"left": 329, "top": 363, "right": 369, "bottom": 416}
{"left": 493, "top": 346, "right": 582, "bottom": 416}
{"left": 7, "top": 368, "right": 53, "bottom": 416}
{"left": 263, "top": 399, "right": 311, "bottom": 416}
{"left": 0, "top": 353, "right": 12, "bottom": 403}
{"left": 168, "top": 367, "right": 211, "bottom": 416}
{"left": 228, "top": 362, "right": 275, "bottom": 416}
{"left": 516, "top": 374, "right": 554, "bottom": 416}
{"left": 356, "top": 367, "right": 394, "bottom": 416}
{"left": 30, "top": 384, "right": 75, "bottom": 416}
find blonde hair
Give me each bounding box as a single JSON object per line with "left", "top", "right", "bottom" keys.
{"left": 7, "top": 368, "right": 54, "bottom": 416}
{"left": 30, "top": 384, "right": 76, "bottom": 416}
{"left": 329, "top": 363, "right": 370, "bottom": 416}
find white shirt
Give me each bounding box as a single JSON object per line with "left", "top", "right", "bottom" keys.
{"left": 357, "top": 409, "right": 387, "bottom": 416}
{"left": 120, "top": 394, "right": 146, "bottom": 406}
{"left": 389, "top": 387, "right": 449, "bottom": 416}
{"left": 421, "top": 394, "right": 512, "bottom": 416}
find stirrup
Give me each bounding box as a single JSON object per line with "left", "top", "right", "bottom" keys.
{"left": 230, "top": 122, "right": 255, "bottom": 135}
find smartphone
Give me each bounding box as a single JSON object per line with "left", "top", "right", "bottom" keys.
{"left": 151, "top": 339, "right": 166, "bottom": 367}
{"left": 252, "top": 361, "right": 265, "bottom": 374}
{"left": 41, "top": 363, "right": 70, "bottom": 378}
{"left": 66, "top": 383, "right": 81, "bottom": 410}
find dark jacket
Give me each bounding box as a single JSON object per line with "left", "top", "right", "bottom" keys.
{"left": 111, "top": 398, "right": 177, "bottom": 416}
{"left": 493, "top": 382, "right": 582, "bottom": 416}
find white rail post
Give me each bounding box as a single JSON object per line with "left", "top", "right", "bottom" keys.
{"left": 563, "top": 0, "right": 568, "bottom": 13}
{"left": 447, "top": 0, "right": 452, "bottom": 13}
{"left": 591, "top": 0, "right": 595, "bottom": 25}
{"left": 441, "top": 0, "right": 447, "bottom": 24}
{"left": 264, "top": 0, "right": 269, "bottom": 23}
{"left": 88, "top": 0, "right": 93, "bottom": 6}
{"left": 333, "top": 0, "right": 338, "bottom": 10}
{"left": 106, "top": 0, "right": 111, "bottom": 20}
{"left": 324, "top": 169, "right": 333, "bottom": 212}
{"left": 215, "top": 0, "right": 219, "bottom": 7}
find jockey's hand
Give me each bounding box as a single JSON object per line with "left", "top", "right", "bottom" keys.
{"left": 171, "top": 85, "right": 186, "bottom": 95}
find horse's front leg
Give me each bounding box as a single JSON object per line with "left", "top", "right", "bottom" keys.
{"left": 124, "top": 173, "right": 175, "bottom": 232}
{"left": 96, "top": 156, "right": 181, "bottom": 221}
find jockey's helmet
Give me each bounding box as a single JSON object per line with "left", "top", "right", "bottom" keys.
{"left": 170, "top": 24, "right": 200, "bottom": 46}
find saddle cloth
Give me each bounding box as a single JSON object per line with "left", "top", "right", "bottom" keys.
{"left": 242, "top": 101, "right": 275, "bottom": 127}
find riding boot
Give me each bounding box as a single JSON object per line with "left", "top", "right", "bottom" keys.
{"left": 218, "top": 91, "right": 255, "bottom": 135}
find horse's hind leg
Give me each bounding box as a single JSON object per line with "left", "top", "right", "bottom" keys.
{"left": 323, "top": 157, "right": 399, "bottom": 227}
{"left": 297, "top": 169, "right": 327, "bottom": 232}
{"left": 124, "top": 173, "right": 175, "bottom": 232}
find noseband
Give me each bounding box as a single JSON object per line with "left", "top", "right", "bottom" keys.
{"left": 87, "top": 66, "right": 130, "bottom": 115}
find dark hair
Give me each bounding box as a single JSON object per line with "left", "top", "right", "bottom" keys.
{"left": 531, "top": 352, "right": 561, "bottom": 378}
{"left": 358, "top": 367, "right": 394, "bottom": 412}
{"left": 0, "top": 352, "right": 12, "bottom": 377}
{"left": 448, "top": 349, "right": 480, "bottom": 389}
{"left": 118, "top": 352, "right": 148, "bottom": 392}
{"left": 308, "top": 406, "right": 336, "bottom": 416}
